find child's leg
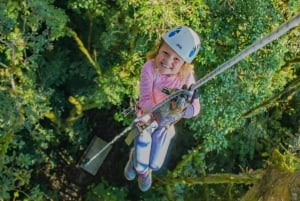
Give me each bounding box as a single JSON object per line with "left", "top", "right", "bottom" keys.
{"left": 149, "top": 125, "right": 175, "bottom": 170}
{"left": 134, "top": 131, "right": 153, "bottom": 192}
{"left": 134, "top": 131, "right": 152, "bottom": 174}
{"left": 124, "top": 148, "right": 136, "bottom": 180}
{"left": 137, "top": 168, "right": 152, "bottom": 192}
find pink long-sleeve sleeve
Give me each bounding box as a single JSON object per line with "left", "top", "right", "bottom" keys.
{"left": 138, "top": 61, "right": 156, "bottom": 111}
{"left": 182, "top": 72, "right": 201, "bottom": 117}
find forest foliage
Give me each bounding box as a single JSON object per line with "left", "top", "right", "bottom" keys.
{"left": 0, "top": 0, "right": 299, "bottom": 200}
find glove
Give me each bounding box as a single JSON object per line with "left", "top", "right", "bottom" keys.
{"left": 170, "top": 84, "right": 198, "bottom": 119}
{"left": 170, "top": 84, "right": 193, "bottom": 113}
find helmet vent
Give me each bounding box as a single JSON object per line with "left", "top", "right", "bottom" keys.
{"left": 189, "top": 45, "right": 199, "bottom": 58}
{"left": 168, "top": 27, "right": 182, "bottom": 38}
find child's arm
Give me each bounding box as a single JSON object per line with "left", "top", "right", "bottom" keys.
{"left": 182, "top": 73, "right": 201, "bottom": 118}
{"left": 138, "top": 62, "right": 155, "bottom": 111}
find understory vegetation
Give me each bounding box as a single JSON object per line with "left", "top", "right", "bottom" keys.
{"left": 0, "top": 0, "right": 299, "bottom": 200}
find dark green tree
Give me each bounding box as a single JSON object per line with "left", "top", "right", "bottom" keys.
{"left": 0, "top": 0, "right": 299, "bottom": 200}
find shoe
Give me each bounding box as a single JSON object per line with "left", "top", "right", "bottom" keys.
{"left": 124, "top": 149, "right": 136, "bottom": 180}
{"left": 138, "top": 170, "right": 152, "bottom": 192}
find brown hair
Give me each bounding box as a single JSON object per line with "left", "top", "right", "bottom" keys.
{"left": 146, "top": 40, "right": 194, "bottom": 80}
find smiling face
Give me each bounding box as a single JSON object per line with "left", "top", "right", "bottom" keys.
{"left": 155, "top": 42, "right": 185, "bottom": 75}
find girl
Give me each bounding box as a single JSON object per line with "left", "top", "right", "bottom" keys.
{"left": 124, "top": 26, "right": 201, "bottom": 192}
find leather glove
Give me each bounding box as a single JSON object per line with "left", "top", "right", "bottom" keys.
{"left": 169, "top": 84, "right": 194, "bottom": 113}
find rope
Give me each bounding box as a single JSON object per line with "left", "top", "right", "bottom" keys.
{"left": 81, "top": 13, "right": 300, "bottom": 166}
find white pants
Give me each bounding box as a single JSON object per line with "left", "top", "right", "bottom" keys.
{"left": 134, "top": 125, "right": 175, "bottom": 174}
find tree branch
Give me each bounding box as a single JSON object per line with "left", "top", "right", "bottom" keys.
{"left": 240, "top": 77, "right": 300, "bottom": 119}
{"left": 66, "top": 28, "right": 102, "bottom": 76}
{"left": 155, "top": 170, "right": 264, "bottom": 186}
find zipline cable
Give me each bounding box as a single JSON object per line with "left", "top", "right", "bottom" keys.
{"left": 191, "top": 12, "right": 300, "bottom": 91}
{"left": 82, "top": 13, "right": 300, "bottom": 167}
{"left": 149, "top": 13, "right": 300, "bottom": 115}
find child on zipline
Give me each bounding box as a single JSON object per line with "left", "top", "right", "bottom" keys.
{"left": 124, "top": 25, "right": 201, "bottom": 192}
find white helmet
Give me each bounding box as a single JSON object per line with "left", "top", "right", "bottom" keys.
{"left": 162, "top": 26, "right": 200, "bottom": 63}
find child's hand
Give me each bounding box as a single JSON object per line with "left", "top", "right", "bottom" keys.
{"left": 169, "top": 84, "right": 195, "bottom": 113}
{"left": 135, "top": 114, "right": 152, "bottom": 126}
{"left": 170, "top": 96, "right": 188, "bottom": 113}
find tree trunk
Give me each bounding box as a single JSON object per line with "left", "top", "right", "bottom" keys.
{"left": 241, "top": 169, "right": 300, "bottom": 201}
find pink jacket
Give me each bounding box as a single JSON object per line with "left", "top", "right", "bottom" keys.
{"left": 138, "top": 60, "right": 200, "bottom": 118}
